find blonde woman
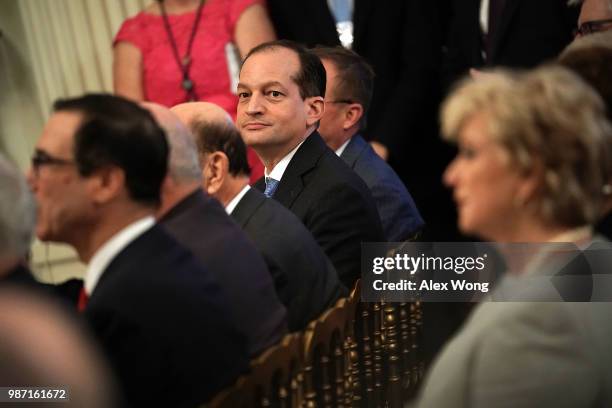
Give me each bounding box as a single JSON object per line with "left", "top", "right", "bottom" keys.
{"left": 415, "top": 66, "right": 612, "bottom": 408}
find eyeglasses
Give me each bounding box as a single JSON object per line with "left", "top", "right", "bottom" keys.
{"left": 327, "top": 99, "right": 355, "bottom": 105}
{"left": 31, "top": 150, "right": 75, "bottom": 175}
{"left": 574, "top": 18, "right": 612, "bottom": 37}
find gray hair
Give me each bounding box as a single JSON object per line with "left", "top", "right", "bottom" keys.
{"left": 165, "top": 120, "right": 202, "bottom": 183}
{"left": 442, "top": 66, "right": 612, "bottom": 227}
{"left": 0, "top": 153, "right": 36, "bottom": 258}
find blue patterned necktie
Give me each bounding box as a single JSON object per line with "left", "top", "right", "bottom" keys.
{"left": 264, "top": 177, "right": 280, "bottom": 198}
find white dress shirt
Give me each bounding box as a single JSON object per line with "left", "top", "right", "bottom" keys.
{"left": 225, "top": 185, "right": 251, "bottom": 215}
{"left": 264, "top": 138, "right": 307, "bottom": 181}
{"left": 334, "top": 139, "right": 351, "bottom": 156}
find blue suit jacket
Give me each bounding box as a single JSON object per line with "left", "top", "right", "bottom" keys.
{"left": 341, "top": 135, "right": 424, "bottom": 241}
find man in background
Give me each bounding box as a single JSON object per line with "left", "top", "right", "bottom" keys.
{"left": 237, "top": 40, "right": 383, "bottom": 287}
{"left": 27, "top": 94, "right": 248, "bottom": 407}
{"left": 313, "top": 46, "right": 424, "bottom": 242}
{"left": 143, "top": 102, "right": 288, "bottom": 357}
{"left": 0, "top": 152, "right": 37, "bottom": 287}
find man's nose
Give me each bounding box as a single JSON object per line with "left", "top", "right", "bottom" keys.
{"left": 246, "top": 93, "right": 264, "bottom": 115}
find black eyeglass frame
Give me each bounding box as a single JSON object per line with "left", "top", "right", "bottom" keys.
{"left": 326, "top": 99, "right": 356, "bottom": 105}
{"left": 30, "top": 150, "right": 75, "bottom": 174}
{"left": 574, "top": 18, "right": 612, "bottom": 37}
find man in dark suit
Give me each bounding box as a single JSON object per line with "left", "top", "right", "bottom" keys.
{"left": 0, "top": 152, "right": 39, "bottom": 288}
{"left": 27, "top": 94, "right": 248, "bottom": 407}
{"left": 238, "top": 40, "right": 384, "bottom": 287}
{"left": 143, "top": 102, "right": 288, "bottom": 357}
{"left": 442, "top": 0, "right": 579, "bottom": 89}
{"left": 172, "top": 101, "right": 346, "bottom": 331}
{"left": 313, "top": 46, "right": 424, "bottom": 242}
{"left": 265, "top": 2, "right": 456, "bottom": 241}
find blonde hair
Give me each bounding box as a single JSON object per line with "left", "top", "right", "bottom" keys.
{"left": 560, "top": 31, "right": 612, "bottom": 58}
{"left": 441, "top": 66, "right": 612, "bottom": 227}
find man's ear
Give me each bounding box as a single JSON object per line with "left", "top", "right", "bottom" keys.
{"left": 343, "top": 104, "right": 364, "bottom": 130}
{"left": 204, "top": 151, "right": 230, "bottom": 196}
{"left": 305, "top": 96, "right": 325, "bottom": 127}
{"left": 88, "top": 166, "right": 125, "bottom": 205}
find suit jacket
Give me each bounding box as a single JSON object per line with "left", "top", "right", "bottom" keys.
{"left": 232, "top": 187, "right": 346, "bottom": 331}
{"left": 442, "top": 0, "right": 578, "bottom": 89}
{"left": 158, "top": 190, "right": 287, "bottom": 356}
{"left": 266, "top": 0, "right": 453, "bottom": 242}
{"left": 341, "top": 135, "right": 424, "bottom": 241}
{"left": 85, "top": 224, "right": 248, "bottom": 408}
{"left": 417, "top": 302, "right": 612, "bottom": 407}
{"left": 416, "top": 238, "right": 612, "bottom": 408}
{"left": 255, "top": 132, "right": 384, "bottom": 287}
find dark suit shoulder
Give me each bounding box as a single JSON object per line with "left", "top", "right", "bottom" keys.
{"left": 347, "top": 137, "right": 424, "bottom": 240}
{"left": 233, "top": 188, "right": 346, "bottom": 331}
{"left": 86, "top": 224, "right": 248, "bottom": 407}
{"left": 274, "top": 134, "right": 383, "bottom": 287}
{"left": 159, "top": 190, "right": 287, "bottom": 357}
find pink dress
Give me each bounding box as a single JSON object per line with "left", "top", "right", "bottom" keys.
{"left": 114, "top": 0, "right": 266, "bottom": 180}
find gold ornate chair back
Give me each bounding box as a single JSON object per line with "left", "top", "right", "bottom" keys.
{"left": 303, "top": 298, "right": 348, "bottom": 408}
{"left": 250, "top": 333, "right": 304, "bottom": 408}
{"left": 344, "top": 280, "right": 361, "bottom": 407}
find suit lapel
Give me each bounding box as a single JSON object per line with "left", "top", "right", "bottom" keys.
{"left": 340, "top": 135, "right": 368, "bottom": 168}
{"left": 274, "top": 132, "right": 326, "bottom": 208}
{"left": 231, "top": 188, "right": 266, "bottom": 228}
{"left": 489, "top": 0, "right": 521, "bottom": 62}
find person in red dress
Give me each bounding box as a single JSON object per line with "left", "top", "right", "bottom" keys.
{"left": 113, "top": 0, "right": 275, "bottom": 181}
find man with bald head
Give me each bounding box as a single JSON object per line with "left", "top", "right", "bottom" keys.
{"left": 143, "top": 102, "right": 287, "bottom": 356}
{"left": 172, "top": 101, "right": 346, "bottom": 331}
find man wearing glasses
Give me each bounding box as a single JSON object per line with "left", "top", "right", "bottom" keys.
{"left": 27, "top": 94, "right": 249, "bottom": 407}
{"left": 313, "top": 46, "right": 424, "bottom": 243}
{"left": 575, "top": 0, "right": 612, "bottom": 36}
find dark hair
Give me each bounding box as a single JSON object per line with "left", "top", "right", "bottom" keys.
{"left": 558, "top": 46, "right": 612, "bottom": 123}
{"left": 242, "top": 40, "right": 326, "bottom": 100}
{"left": 191, "top": 121, "right": 251, "bottom": 177}
{"left": 312, "top": 46, "right": 375, "bottom": 130}
{"left": 53, "top": 94, "right": 168, "bottom": 206}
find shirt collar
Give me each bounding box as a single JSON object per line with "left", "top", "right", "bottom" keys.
{"left": 225, "top": 185, "right": 250, "bottom": 215}
{"left": 334, "top": 138, "right": 351, "bottom": 156}
{"left": 264, "top": 138, "right": 307, "bottom": 181}
{"left": 84, "top": 216, "right": 155, "bottom": 295}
